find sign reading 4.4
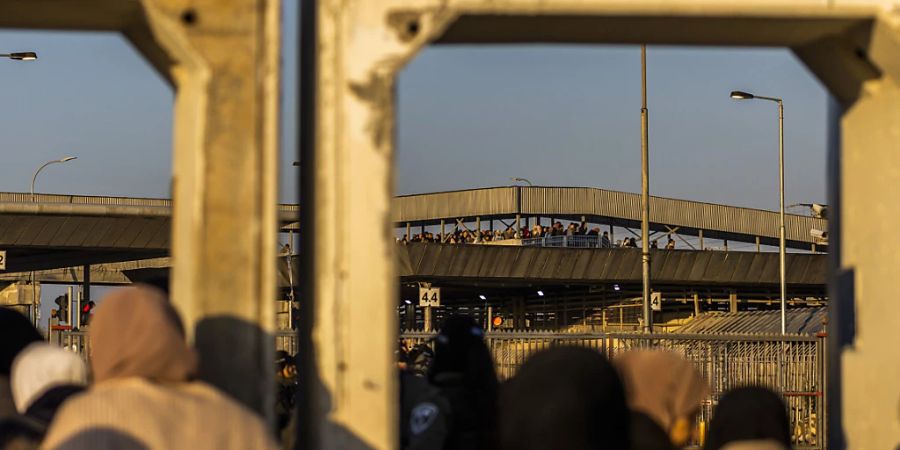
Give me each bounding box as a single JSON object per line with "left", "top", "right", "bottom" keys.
{"left": 419, "top": 287, "right": 441, "bottom": 307}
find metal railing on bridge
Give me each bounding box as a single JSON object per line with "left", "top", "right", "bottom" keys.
{"left": 521, "top": 235, "right": 608, "bottom": 248}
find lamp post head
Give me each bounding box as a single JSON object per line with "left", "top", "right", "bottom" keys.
{"left": 730, "top": 90, "right": 755, "bottom": 100}
{"left": 59, "top": 156, "right": 77, "bottom": 163}
{"left": 8, "top": 52, "right": 37, "bottom": 61}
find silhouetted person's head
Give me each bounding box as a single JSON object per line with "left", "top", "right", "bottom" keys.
{"left": 428, "top": 315, "right": 496, "bottom": 386}
{"left": 616, "top": 350, "right": 709, "bottom": 448}
{"left": 428, "top": 315, "right": 499, "bottom": 448}
{"left": 0, "top": 308, "right": 42, "bottom": 377}
{"left": 500, "top": 347, "right": 630, "bottom": 450}
{"left": 704, "top": 386, "right": 791, "bottom": 450}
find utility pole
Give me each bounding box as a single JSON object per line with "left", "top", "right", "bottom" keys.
{"left": 640, "top": 44, "right": 652, "bottom": 333}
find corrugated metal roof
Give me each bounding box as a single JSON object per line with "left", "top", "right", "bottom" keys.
{"left": 397, "top": 243, "right": 826, "bottom": 286}
{"left": 676, "top": 308, "right": 828, "bottom": 336}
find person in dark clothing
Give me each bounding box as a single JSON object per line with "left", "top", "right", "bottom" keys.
{"left": 0, "top": 308, "right": 42, "bottom": 421}
{"left": 400, "top": 369, "right": 451, "bottom": 450}
{"left": 499, "top": 347, "right": 630, "bottom": 450}
{"left": 408, "top": 343, "right": 434, "bottom": 378}
{"left": 428, "top": 315, "right": 499, "bottom": 450}
{"left": 704, "top": 387, "right": 791, "bottom": 450}
{"left": 275, "top": 350, "right": 298, "bottom": 436}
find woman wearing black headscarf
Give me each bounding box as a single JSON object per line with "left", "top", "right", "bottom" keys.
{"left": 0, "top": 308, "right": 42, "bottom": 420}
{"left": 428, "top": 315, "right": 499, "bottom": 450}
{"left": 500, "top": 346, "right": 630, "bottom": 450}
{"left": 704, "top": 386, "right": 792, "bottom": 450}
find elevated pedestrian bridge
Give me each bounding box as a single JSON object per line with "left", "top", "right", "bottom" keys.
{"left": 395, "top": 186, "right": 827, "bottom": 251}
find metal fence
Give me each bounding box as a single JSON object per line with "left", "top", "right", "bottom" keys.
{"left": 400, "top": 330, "right": 825, "bottom": 449}
{"left": 53, "top": 328, "right": 824, "bottom": 448}
{"left": 521, "top": 235, "right": 606, "bottom": 248}
{"left": 51, "top": 330, "right": 90, "bottom": 359}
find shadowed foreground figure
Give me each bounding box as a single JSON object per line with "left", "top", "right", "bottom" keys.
{"left": 703, "top": 387, "right": 791, "bottom": 450}
{"left": 42, "top": 285, "right": 278, "bottom": 450}
{"left": 0, "top": 309, "right": 42, "bottom": 420}
{"left": 427, "top": 315, "right": 499, "bottom": 450}
{"left": 500, "top": 347, "right": 630, "bottom": 450}
{"left": 615, "top": 350, "right": 709, "bottom": 450}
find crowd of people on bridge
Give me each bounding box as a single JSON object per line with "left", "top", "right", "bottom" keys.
{"left": 400, "top": 219, "right": 679, "bottom": 250}
{"left": 1, "top": 290, "right": 790, "bottom": 450}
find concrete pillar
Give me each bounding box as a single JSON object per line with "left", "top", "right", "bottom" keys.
{"left": 698, "top": 229, "right": 704, "bottom": 250}
{"left": 423, "top": 306, "right": 433, "bottom": 332}
{"left": 513, "top": 296, "right": 526, "bottom": 329}
{"left": 142, "top": 0, "right": 280, "bottom": 419}
{"left": 404, "top": 304, "right": 416, "bottom": 330}
{"left": 821, "top": 19, "right": 900, "bottom": 448}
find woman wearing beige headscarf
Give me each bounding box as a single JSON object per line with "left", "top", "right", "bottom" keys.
{"left": 615, "top": 350, "right": 709, "bottom": 450}
{"left": 42, "top": 285, "right": 278, "bottom": 450}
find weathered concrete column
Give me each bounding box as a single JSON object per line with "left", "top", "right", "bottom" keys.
{"left": 303, "top": 2, "right": 456, "bottom": 449}
{"left": 140, "top": 0, "right": 280, "bottom": 419}
{"left": 826, "top": 15, "right": 900, "bottom": 448}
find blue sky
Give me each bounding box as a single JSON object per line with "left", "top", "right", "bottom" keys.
{"left": 0, "top": 2, "right": 828, "bottom": 209}
{"left": 1, "top": 2, "right": 830, "bottom": 323}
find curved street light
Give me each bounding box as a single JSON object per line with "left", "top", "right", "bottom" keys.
{"left": 510, "top": 177, "right": 533, "bottom": 187}
{"left": 31, "top": 156, "right": 78, "bottom": 201}
{"left": 730, "top": 89, "right": 786, "bottom": 334}
{"left": 1, "top": 52, "right": 37, "bottom": 61}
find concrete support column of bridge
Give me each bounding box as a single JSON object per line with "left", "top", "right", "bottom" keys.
{"left": 512, "top": 296, "right": 526, "bottom": 329}
{"left": 813, "top": 15, "right": 900, "bottom": 448}
{"left": 141, "top": 0, "right": 280, "bottom": 421}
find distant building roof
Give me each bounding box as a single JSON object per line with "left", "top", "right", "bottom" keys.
{"left": 676, "top": 308, "right": 827, "bottom": 336}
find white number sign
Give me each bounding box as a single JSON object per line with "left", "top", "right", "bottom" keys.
{"left": 650, "top": 292, "right": 662, "bottom": 311}
{"left": 419, "top": 287, "right": 441, "bottom": 307}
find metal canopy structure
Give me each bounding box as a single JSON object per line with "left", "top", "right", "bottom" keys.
{"left": 397, "top": 243, "right": 826, "bottom": 288}
{"left": 677, "top": 308, "right": 828, "bottom": 336}
{"left": 397, "top": 186, "right": 828, "bottom": 249}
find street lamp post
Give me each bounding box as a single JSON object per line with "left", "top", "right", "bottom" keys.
{"left": 31, "top": 156, "right": 78, "bottom": 201}
{"left": 1, "top": 52, "right": 37, "bottom": 61}
{"left": 730, "top": 90, "right": 787, "bottom": 335}
{"left": 510, "top": 177, "right": 533, "bottom": 187}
